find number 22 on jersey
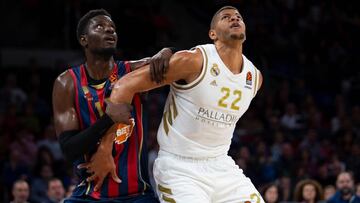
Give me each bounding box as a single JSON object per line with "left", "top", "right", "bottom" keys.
{"left": 218, "top": 87, "right": 242, "bottom": 110}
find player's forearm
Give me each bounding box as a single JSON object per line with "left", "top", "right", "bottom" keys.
{"left": 110, "top": 65, "right": 161, "bottom": 104}
{"left": 110, "top": 78, "right": 135, "bottom": 104}
{"left": 58, "top": 114, "right": 114, "bottom": 162}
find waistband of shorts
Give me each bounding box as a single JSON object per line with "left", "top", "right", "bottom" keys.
{"left": 158, "top": 150, "right": 227, "bottom": 162}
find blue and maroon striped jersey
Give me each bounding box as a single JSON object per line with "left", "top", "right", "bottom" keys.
{"left": 68, "top": 61, "right": 152, "bottom": 199}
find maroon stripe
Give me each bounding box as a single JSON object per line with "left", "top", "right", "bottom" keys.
{"left": 124, "top": 61, "right": 131, "bottom": 73}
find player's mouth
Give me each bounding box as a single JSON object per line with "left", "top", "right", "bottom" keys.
{"left": 230, "top": 22, "right": 241, "bottom": 29}
{"left": 104, "top": 35, "right": 116, "bottom": 44}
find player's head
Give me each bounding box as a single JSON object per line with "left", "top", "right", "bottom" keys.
{"left": 12, "top": 179, "right": 30, "bottom": 203}
{"left": 336, "top": 171, "right": 354, "bottom": 196}
{"left": 77, "top": 9, "right": 117, "bottom": 57}
{"left": 209, "top": 6, "right": 246, "bottom": 43}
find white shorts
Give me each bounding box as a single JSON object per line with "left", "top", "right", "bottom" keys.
{"left": 153, "top": 150, "right": 264, "bottom": 203}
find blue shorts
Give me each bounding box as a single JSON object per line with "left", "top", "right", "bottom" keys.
{"left": 64, "top": 193, "right": 159, "bottom": 203}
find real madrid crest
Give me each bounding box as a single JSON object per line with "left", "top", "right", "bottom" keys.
{"left": 210, "top": 63, "right": 220, "bottom": 77}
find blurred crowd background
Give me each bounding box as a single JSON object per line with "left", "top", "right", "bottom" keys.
{"left": 1, "top": 0, "right": 360, "bottom": 202}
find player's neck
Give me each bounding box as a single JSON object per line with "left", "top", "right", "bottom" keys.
{"left": 215, "top": 41, "right": 243, "bottom": 74}
{"left": 85, "top": 56, "right": 114, "bottom": 80}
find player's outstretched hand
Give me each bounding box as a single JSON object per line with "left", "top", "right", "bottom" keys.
{"left": 77, "top": 131, "right": 121, "bottom": 191}
{"left": 150, "top": 47, "right": 173, "bottom": 84}
{"left": 105, "top": 100, "right": 132, "bottom": 124}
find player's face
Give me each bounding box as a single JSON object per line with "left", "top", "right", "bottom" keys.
{"left": 213, "top": 9, "right": 246, "bottom": 42}
{"left": 85, "top": 15, "right": 118, "bottom": 55}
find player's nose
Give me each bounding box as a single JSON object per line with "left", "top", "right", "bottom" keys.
{"left": 230, "top": 15, "right": 240, "bottom": 22}
{"left": 105, "top": 25, "right": 115, "bottom": 34}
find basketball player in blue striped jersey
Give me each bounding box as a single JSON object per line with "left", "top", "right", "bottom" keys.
{"left": 52, "top": 9, "right": 174, "bottom": 202}
{"left": 93, "top": 6, "right": 265, "bottom": 203}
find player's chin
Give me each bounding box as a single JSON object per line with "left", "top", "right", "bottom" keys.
{"left": 230, "top": 33, "right": 246, "bottom": 41}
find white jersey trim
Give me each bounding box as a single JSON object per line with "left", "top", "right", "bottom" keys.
{"left": 172, "top": 46, "right": 208, "bottom": 91}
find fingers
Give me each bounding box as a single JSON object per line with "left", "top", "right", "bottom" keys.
{"left": 150, "top": 60, "right": 155, "bottom": 82}
{"left": 86, "top": 168, "right": 93, "bottom": 174}
{"left": 86, "top": 174, "right": 97, "bottom": 183}
{"left": 94, "top": 178, "right": 105, "bottom": 192}
{"left": 77, "top": 163, "right": 89, "bottom": 170}
{"left": 163, "top": 56, "right": 170, "bottom": 74}
{"left": 105, "top": 101, "right": 134, "bottom": 124}
{"left": 111, "top": 170, "right": 122, "bottom": 183}
{"left": 157, "top": 60, "right": 165, "bottom": 83}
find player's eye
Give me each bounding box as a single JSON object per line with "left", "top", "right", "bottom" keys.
{"left": 222, "top": 15, "right": 230, "bottom": 20}
{"left": 96, "top": 24, "right": 104, "bottom": 30}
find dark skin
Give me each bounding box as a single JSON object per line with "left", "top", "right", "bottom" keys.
{"left": 53, "top": 15, "right": 172, "bottom": 191}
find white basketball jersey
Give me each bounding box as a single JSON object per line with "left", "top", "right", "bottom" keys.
{"left": 157, "top": 44, "right": 261, "bottom": 158}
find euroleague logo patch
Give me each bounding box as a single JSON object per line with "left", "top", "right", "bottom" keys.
{"left": 210, "top": 63, "right": 220, "bottom": 77}
{"left": 114, "top": 118, "right": 135, "bottom": 144}
{"left": 246, "top": 71, "right": 252, "bottom": 86}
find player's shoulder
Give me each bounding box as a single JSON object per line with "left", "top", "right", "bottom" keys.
{"left": 171, "top": 48, "right": 203, "bottom": 68}
{"left": 53, "top": 69, "right": 74, "bottom": 93}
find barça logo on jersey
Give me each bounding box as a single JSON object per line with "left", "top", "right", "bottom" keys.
{"left": 210, "top": 63, "right": 220, "bottom": 77}
{"left": 246, "top": 71, "right": 252, "bottom": 86}
{"left": 114, "top": 118, "right": 135, "bottom": 144}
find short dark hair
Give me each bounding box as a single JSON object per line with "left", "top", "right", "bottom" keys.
{"left": 210, "top": 6, "right": 238, "bottom": 29}
{"left": 76, "top": 9, "right": 111, "bottom": 42}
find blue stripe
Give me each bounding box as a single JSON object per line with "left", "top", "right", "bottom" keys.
{"left": 117, "top": 61, "right": 127, "bottom": 76}
{"left": 119, "top": 141, "right": 129, "bottom": 195}
{"left": 104, "top": 80, "right": 112, "bottom": 98}
{"left": 87, "top": 85, "right": 101, "bottom": 118}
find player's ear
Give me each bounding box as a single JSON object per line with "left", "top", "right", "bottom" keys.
{"left": 209, "top": 29, "right": 217, "bottom": 41}
{"left": 79, "top": 35, "right": 88, "bottom": 48}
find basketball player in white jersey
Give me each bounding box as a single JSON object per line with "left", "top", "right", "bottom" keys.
{"left": 104, "top": 5, "right": 264, "bottom": 203}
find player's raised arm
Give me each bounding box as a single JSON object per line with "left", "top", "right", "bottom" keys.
{"left": 109, "top": 49, "right": 203, "bottom": 105}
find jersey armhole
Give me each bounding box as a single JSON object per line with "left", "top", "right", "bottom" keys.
{"left": 253, "top": 67, "right": 260, "bottom": 98}
{"left": 171, "top": 46, "right": 208, "bottom": 91}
